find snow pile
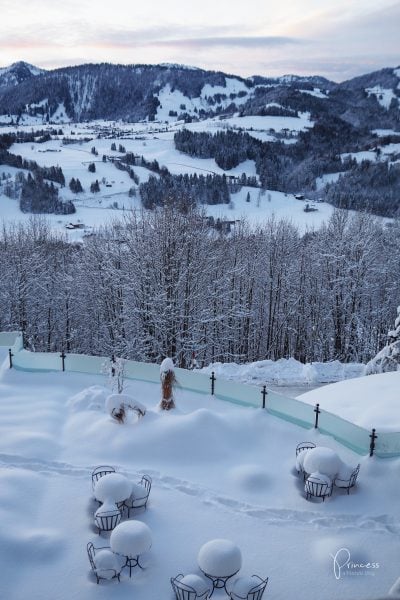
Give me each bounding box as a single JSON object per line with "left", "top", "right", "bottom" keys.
{"left": 197, "top": 539, "right": 242, "bottom": 577}
{"left": 1, "top": 346, "right": 400, "bottom": 599}
{"left": 110, "top": 520, "right": 152, "bottom": 557}
{"left": 68, "top": 385, "right": 109, "bottom": 411}
{"left": 298, "top": 371, "right": 400, "bottom": 430}
{"left": 228, "top": 464, "right": 269, "bottom": 493}
{"left": 93, "top": 549, "right": 120, "bottom": 578}
{"left": 200, "top": 358, "right": 365, "bottom": 386}
{"left": 179, "top": 574, "right": 210, "bottom": 594}
{"left": 105, "top": 393, "right": 146, "bottom": 422}
{"left": 230, "top": 575, "right": 265, "bottom": 597}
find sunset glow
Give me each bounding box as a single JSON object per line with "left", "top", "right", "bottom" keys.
{"left": 0, "top": 0, "right": 399, "bottom": 80}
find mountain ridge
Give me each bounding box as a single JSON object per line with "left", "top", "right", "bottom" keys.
{"left": 0, "top": 61, "right": 398, "bottom": 130}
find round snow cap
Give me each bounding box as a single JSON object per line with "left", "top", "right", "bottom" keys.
{"left": 180, "top": 574, "right": 210, "bottom": 595}
{"left": 94, "top": 549, "right": 119, "bottom": 578}
{"left": 198, "top": 539, "right": 242, "bottom": 577}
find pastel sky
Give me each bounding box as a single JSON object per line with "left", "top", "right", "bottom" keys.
{"left": 1, "top": 0, "right": 399, "bottom": 81}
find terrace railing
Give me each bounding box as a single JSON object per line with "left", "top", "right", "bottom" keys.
{"left": 0, "top": 331, "right": 398, "bottom": 458}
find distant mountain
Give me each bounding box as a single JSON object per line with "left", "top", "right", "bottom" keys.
{"left": 0, "top": 61, "right": 45, "bottom": 89}
{"left": 0, "top": 61, "right": 398, "bottom": 131}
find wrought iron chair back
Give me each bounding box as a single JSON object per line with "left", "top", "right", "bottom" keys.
{"left": 229, "top": 575, "right": 268, "bottom": 600}
{"left": 123, "top": 474, "right": 152, "bottom": 517}
{"left": 350, "top": 464, "right": 360, "bottom": 487}
{"left": 305, "top": 477, "right": 330, "bottom": 501}
{"left": 247, "top": 576, "right": 268, "bottom": 600}
{"left": 91, "top": 465, "right": 116, "bottom": 491}
{"left": 335, "top": 463, "right": 360, "bottom": 494}
{"left": 95, "top": 508, "right": 121, "bottom": 533}
{"left": 171, "top": 575, "right": 210, "bottom": 600}
{"left": 296, "top": 442, "right": 316, "bottom": 456}
{"left": 141, "top": 474, "right": 152, "bottom": 494}
{"left": 87, "top": 541, "right": 97, "bottom": 571}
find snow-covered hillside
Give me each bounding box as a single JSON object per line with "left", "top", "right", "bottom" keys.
{"left": 0, "top": 347, "right": 399, "bottom": 600}
{"left": 0, "top": 118, "right": 342, "bottom": 239}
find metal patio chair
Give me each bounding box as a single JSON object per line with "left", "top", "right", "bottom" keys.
{"left": 305, "top": 475, "right": 332, "bottom": 501}
{"left": 87, "top": 541, "right": 122, "bottom": 584}
{"left": 171, "top": 574, "right": 211, "bottom": 600}
{"left": 334, "top": 463, "right": 360, "bottom": 495}
{"left": 94, "top": 507, "right": 122, "bottom": 534}
{"left": 91, "top": 465, "right": 116, "bottom": 491}
{"left": 122, "top": 474, "right": 152, "bottom": 517}
{"left": 295, "top": 442, "right": 316, "bottom": 457}
{"left": 229, "top": 576, "right": 269, "bottom": 600}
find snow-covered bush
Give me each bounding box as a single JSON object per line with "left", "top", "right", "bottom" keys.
{"left": 106, "top": 393, "right": 146, "bottom": 423}
{"left": 366, "top": 306, "right": 400, "bottom": 374}
{"left": 159, "top": 357, "right": 176, "bottom": 410}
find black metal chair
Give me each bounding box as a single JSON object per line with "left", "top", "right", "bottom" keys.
{"left": 334, "top": 464, "right": 360, "bottom": 494}
{"left": 122, "top": 474, "right": 152, "bottom": 517}
{"left": 91, "top": 465, "right": 116, "bottom": 491}
{"left": 87, "top": 542, "right": 122, "bottom": 584}
{"left": 295, "top": 442, "right": 316, "bottom": 457}
{"left": 171, "top": 574, "right": 211, "bottom": 600}
{"left": 305, "top": 475, "right": 332, "bottom": 501}
{"left": 94, "top": 507, "right": 121, "bottom": 534}
{"left": 295, "top": 442, "right": 316, "bottom": 480}
{"left": 229, "top": 576, "right": 269, "bottom": 600}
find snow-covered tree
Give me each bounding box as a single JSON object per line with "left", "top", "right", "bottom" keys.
{"left": 366, "top": 306, "right": 400, "bottom": 374}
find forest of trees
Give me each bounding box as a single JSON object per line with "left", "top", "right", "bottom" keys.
{"left": 174, "top": 120, "right": 361, "bottom": 196}
{"left": 174, "top": 129, "right": 262, "bottom": 170}
{"left": 325, "top": 161, "right": 400, "bottom": 217}
{"left": 20, "top": 173, "right": 75, "bottom": 214}
{"left": 174, "top": 122, "right": 400, "bottom": 216}
{"left": 139, "top": 173, "right": 230, "bottom": 209}
{"left": 0, "top": 209, "right": 398, "bottom": 368}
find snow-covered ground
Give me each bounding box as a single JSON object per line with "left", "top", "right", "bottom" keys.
{"left": 200, "top": 357, "right": 365, "bottom": 387}
{"left": 0, "top": 117, "right": 396, "bottom": 240}
{"left": 366, "top": 86, "right": 397, "bottom": 110}
{"left": 0, "top": 346, "right": 399, "bottom": 600}
{"left": 0, "top": 119, "right": 341, "bottom": 239}
{"left": 298, "top": 371, "right": 400, "bottom": 431}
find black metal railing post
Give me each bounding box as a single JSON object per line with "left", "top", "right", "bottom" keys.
{"left": 8, "top": 348, "right": 13, "bottom": 368}
{"left": 369, "top": 428, "right": 378, "bottom": 457}
{"left": 314, "top": 403, "right": 320, "bottom": 428}
{"left": 111, "top": 354, "right": 116, "bottom": 377}
{"left": 60, "top": 350, "right": 66, "bottom": 372}
{"left": 261, "top": 385, "right": 268, "bottom": 409}
{"left": 210, "top": 371, "right": 216, "bottom": 395}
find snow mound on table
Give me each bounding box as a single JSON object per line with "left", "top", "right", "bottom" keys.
{"left": 68, "top": 385, "right": 109, "bottom": 411}
{"left": 198, "top": 539, "right": 242, "bottom": 576}
{"left": 200, "top": 359, "right": 365, "bottom": 386}
{"left": 297, "top": 371, "right": 400, "bottom": 431}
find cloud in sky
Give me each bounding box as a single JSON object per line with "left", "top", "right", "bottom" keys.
{"left": 0, "top": 0, "right": 398, "bottom": 80}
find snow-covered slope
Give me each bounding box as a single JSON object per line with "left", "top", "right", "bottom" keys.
{"left": 298, "top": 371, "right": 400, "bottom": 431}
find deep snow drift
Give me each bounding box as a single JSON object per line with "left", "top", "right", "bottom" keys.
{"left": 0, "top": 347, "right": 399, "bottom": 600}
